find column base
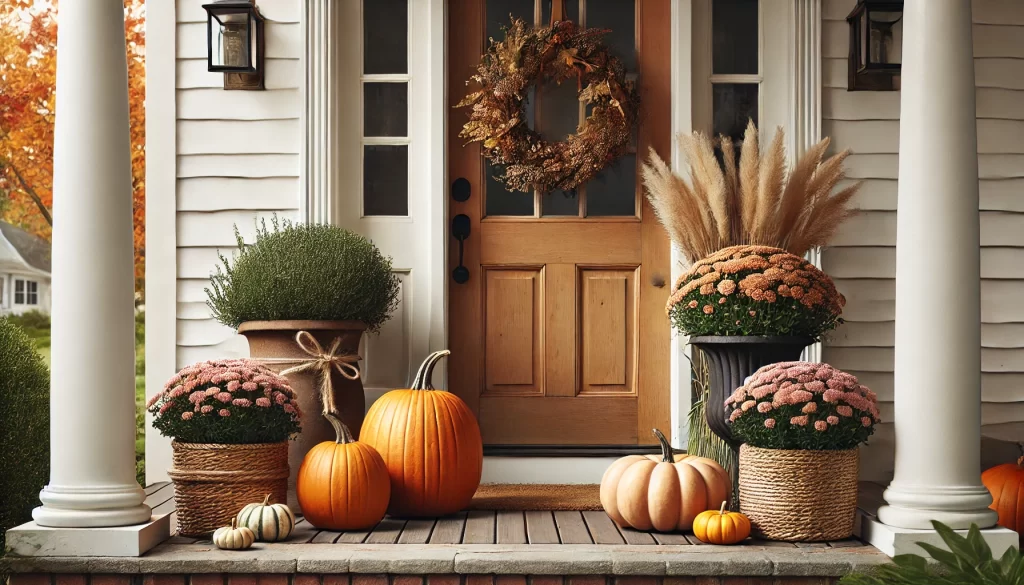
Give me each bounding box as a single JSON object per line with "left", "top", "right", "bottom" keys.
{"left": 34, "top": 483, "right": 153, "bottom": 528}
{"left": 877, "top": 481, "right": 999, "bottom": 530}
{"left": 6, "top": 513, "right": 170, "bottom": 557}
{"left": 858, "top": 511, "right": 1016, "bottom": 558}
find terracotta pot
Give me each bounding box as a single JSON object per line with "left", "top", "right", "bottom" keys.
{"left": 238, "top": 320, "right": 366, "bottom": 512}
{"left": 168, "top": 440, "right": 288, "bottom": 537}
{"left": 689, "top": 335, "right": 812, "bottom": 447}
{"left": 738, "top": 444, "right": 859, "bottom": 541}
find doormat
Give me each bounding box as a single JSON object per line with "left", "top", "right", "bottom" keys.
{"left": 468, "top": 483, "right": 603, "bottom": 511}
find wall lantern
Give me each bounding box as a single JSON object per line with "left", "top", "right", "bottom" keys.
{"left": 202, "top": 0, "right": 265, "bottom": 90}
{"left": 846, "top": 0, "right": 903, "bottom": 91}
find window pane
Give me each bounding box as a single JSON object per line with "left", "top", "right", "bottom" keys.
{"left": 487, "top": 0, "right": 533, "bottom": 42}
{"left": 364, "top": 0, "right": 407, "bottom": 74}
{"left": 538, "top": 79, "right": 579, "bottom": 142}
{"left": 485, "top": 160, "right": 534, "bottom": 216}
{"left": 541, "top": 0, "right": 580, "bottom": 26}
{"left": 364, "top": 145, "right": 408, "bottom": 216}
{"left": 586, "top": 0, "right": 636, "bottom": 72}
{"left": 712, "top": 0, "right": 758, "bottom": 75}
{"left": 542, "top": 190, "right": 579, "bottom": 216}
{"left": 713, "top": 83, "right": 758, "bottom": 142}
{"left": 364, "top": 83, "right": 408, "bottom": 137}
{"left": 586, "top": 153, "right": 636, "bottom": 216}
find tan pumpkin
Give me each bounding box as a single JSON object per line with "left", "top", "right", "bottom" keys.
{"left": 360, "top": 350, "right": 483, "bottom": 517}
{"left": 693, "top": 501, "right": 751, "bottom": 544}
{"left": 296, "top": 412, "right": 391, "bottom": 530}
{"left": 982, "top": 455, "right": 1024, "bottom": 545}
{"left": 213, "top": 518, "right": 255, "bottom": 550}
{"left": 237, "top": 494, "right": 295, "bottom": 542}
{"left": 600, "top": 429, "right": 731, "bottom": 532}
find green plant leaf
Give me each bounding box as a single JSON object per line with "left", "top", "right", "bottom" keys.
{"left": 967, "top": 523, "right": 995, "bottom": 564}
{"left": 930, "top": 520, "right": 982, "bottom": 566}
{"left": 892, "top": 554, "right": 927, "bottom": 571}
{"left": 918, "top": 541, "right": 970, "bottom": 573}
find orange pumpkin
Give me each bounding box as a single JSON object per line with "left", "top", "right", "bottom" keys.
{"left": 693, "top": 501, "right": 751, "bottom": 544}
{"left": 982, "top": 455, "right": 1024, "bottom": 543}
{"left": 296, "top": 412, "right": 390, "bottom": 530}
{"left": 360, "top": 350, "right": 483, "bottom": 517}
{"left": 600, "top": 429, "right": 731, "bottom": 532}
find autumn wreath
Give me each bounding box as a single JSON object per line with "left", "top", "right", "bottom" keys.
{"left": 457, "top": 18, "right": 640, "bottom": 195}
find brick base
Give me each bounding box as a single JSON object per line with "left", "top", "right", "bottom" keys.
{"left": 9, "top": 574, "right": 841, "bottom": 585}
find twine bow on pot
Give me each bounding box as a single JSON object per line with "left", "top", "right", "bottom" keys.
{"left": 260, "top": 330, "right": 361, "bottom": 416}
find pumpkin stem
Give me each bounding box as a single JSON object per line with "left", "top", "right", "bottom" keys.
{"left": 262, "top": 494, "right": 271, "bottom": 506}
{"left": 411, "top": 350, "right": 451, "bottom": 391}
{"left": 653, "top": 428, "right": 674, "bottom": 463}
{"left": 230, "top": 517, "right": 237, "bottom": 529}
{"left": 719, "top": 500, "right": 727, "bottom": 515}
{"left": 1018, "top": 455, "right": 1024, "bottom": 468}
{"left": 324, "top": 411, "right": 354, "bottom": 444}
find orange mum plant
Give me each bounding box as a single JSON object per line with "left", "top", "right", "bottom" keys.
{"left": 642, "top": 121, "right": 860, "bottom": 264}
{"left": 668, "top": 245, "right": 845, "bottom": 340}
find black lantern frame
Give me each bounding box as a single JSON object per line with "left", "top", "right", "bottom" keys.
{"left": 846, "top": 0, "right": 903, "bottom": 91}
{"left": 202, "top": 0, "right": 265, "bottom": 90}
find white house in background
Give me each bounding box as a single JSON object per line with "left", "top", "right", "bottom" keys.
{"left": 0, "top": 221, "right": 51, "bottom": 316}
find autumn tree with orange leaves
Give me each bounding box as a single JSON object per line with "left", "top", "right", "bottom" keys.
{"left": 0, "top": 0, "right": 146, "bottom": 292}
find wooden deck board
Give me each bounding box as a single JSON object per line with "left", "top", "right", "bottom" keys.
{"left": 553, "top": 511, "right": 592, "bottom": 544}
{"left": 366, "top": 517, "right": 407, "bottom": 544}
{"left": 618, "top": 525, "right": 657, "bottom": 545}
{"left": 398, "top": 518, "right": 436, "bottom": 544}
{"left": 581, "top": 511, "right": 625, "bottom": 545}
{"left": 496, "top": 511, "right": 527, "bottom": 544}
{"left": 463, "top": 510, "right": 497, "bottom": 544}
{"left": 651, "top": 531, "right": 690, "bottom": 545}
{"left": 429, "top": 512, "right": 467, "bottom": 544}
{"left": 525, "top": 511, "right": 560, "bottom": 544}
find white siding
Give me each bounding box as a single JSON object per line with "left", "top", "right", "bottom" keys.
{"left": 174, "top": 0, "right": 302, "bottom": 368}
{"left": 821, "top": 0, "right": 1024, "bottom": 480}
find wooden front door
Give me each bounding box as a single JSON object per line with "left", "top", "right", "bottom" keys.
{"left": 448, "top": 0, "right": 670, "bottom": 447}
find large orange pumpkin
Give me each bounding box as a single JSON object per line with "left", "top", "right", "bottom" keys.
{"left": 600, "top": 429, "right": 731, "bottom": 532}
{"left": 982, "top": 455, "right": 1024, "bottom": 544}
{"left": 296, "top": 412, "right": 390, "bottom": 530}
{"left": 360, "top": 350, "right": 483, "bottom": 517}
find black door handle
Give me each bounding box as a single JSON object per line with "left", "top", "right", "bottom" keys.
{"left": 452, "top": 214, "right": 471, "bottom": 284}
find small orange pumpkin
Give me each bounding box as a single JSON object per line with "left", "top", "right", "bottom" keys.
{"left": 693, "top": 501, "right": 752, "bottom": 544}
{"left": 600, "top": 429, "right": 731, "bottom": 532}
{"left": 296, "top": 412, "right": 390, "bottom": 530}
{"left": 982, "top": 455, "right": 1024, "bottom": 544}
{"left": 360, "top": 350, "right": 483, "bottom": 517}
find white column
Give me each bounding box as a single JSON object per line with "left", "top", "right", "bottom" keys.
{"left": 33, "top": 0, "right": 151, "bottom": 527}
{"left": 877, "top": 0, "right": 998, "bottom": 530}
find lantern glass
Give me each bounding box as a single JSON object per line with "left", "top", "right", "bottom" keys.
{"left": 867, "top": 10, "right": 902, "bottom": 66}
{"left": 203, "top": 2, "right": 262, "bottom": 73}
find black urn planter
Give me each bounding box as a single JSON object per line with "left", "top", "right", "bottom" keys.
{"left": 689, "top": 336, "right": 813, "bottom": 447}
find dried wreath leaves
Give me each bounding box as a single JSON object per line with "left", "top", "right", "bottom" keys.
{"left": 457, "top": 18, "right": 640, "bottom": 195}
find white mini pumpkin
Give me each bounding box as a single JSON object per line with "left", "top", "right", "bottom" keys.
{"left": 237, "top": 494, "right": 295, "bottom": 542}
{"left": 213, "top": 518, "right": 255, "bottom": 550}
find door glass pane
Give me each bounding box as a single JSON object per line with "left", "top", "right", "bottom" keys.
{"left": 542, "top": 190, "right": 579, "bottom": 216}
{"left": 487, "top": 0, "right": 533, "bottom": 41}
{"left": 586, "top": 153, "right": 636, "bottom": 216}
{"left": 713, "top": 83, "right": 758, "bottom": 142}
{"left": 363, "top": 83, "right": 407, "bottom": 137}
{"left": 541, "top": 0, "right": 580, "bottom": 26}
{"left": 538, "top": 79, "right": 579, "bottom": 142}
{"left": 364, "top": 0, "right": 407, "bottom": 74}
{"left": 586, "top": 0, "right": 636, "bottom": 72}
{"left": 364, "top": 145, "right": 408, "bottom": 216}
{"left": 485, "top": 161, "right": 535, "bottom": 216}
{"left": 712, "top": 0, "right": 758, "bottom": 75}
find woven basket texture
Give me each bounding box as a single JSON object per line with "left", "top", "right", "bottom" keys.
{"left": 169, "top": 441, "right": 288, "bottom": 537}
{"left": 738, "top": 444, "right": 859, "bottom": 542}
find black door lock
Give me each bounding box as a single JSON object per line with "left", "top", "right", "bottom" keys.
{"left": 451, "top": 214, "right": 471, "bottom": 284}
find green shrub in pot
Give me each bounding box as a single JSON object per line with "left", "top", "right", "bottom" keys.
{"left": 206, "top": 216, "right": 401, "bottom": 331}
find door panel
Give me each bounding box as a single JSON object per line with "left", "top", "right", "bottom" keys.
{"left": 449, "top": 0, "right": 670, "bottom": 446}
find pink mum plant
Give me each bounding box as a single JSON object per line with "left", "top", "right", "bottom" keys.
{"left": 147, "top": 359, "right": 302, "bottom": 444}
{"left": 725, "top": 361, "right": 879, "bottom": 450}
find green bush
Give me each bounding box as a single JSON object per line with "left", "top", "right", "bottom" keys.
{"left": 206, "top": 217, "right": 402, "bottom": 332}
{"left": 841, "top": 521, "right": 1023, "bottom": 585}
{"left": 6, "top": 310, "right": 50, "bottom": 332}
{"left": 0, "top": 317, "right": 50, "bottom": 552}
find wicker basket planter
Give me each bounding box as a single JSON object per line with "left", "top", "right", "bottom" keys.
{"left": 738, "top": 444, "right": 859, "bottom": 541}
{"left": 168, "top": 440, "right": 288, "bottom": 537}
